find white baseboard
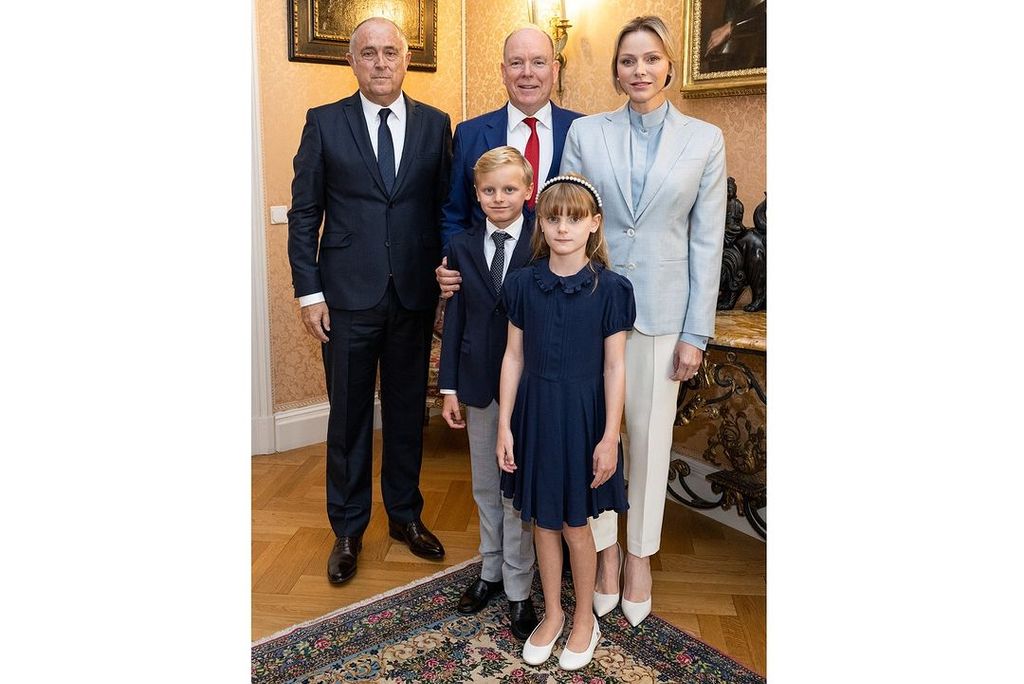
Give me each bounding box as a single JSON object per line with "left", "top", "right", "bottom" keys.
{"left": 252, "top": 415, "right": 276, "bottom": 455}
{"left": 271, "top": 400, "right": 382, "bottom": 453}
{"left": 666, "top": 449, "right": 766, "bottom": 541}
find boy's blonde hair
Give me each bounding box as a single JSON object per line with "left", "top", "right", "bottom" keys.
{"left": 611, "top": 15, "right": 676, "bottom": 94}
{"left": 473, "top": 145, "right": 534, "bottom": 187}
{"left": 531, "top": 174, "right": 611, "bottom": 272}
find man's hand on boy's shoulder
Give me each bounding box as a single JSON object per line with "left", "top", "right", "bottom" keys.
{"left": 436, "top": 256, "right": 462, "bottom": 299}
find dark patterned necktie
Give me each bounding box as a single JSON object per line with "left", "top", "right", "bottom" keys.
{"left": 490, "top": 231, "right": 512, "bottom": 292}
{"left": 377, "top": 108, "right": 395, "bottom": 194}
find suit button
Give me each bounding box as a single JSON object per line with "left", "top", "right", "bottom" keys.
{"left": 626, "top": 228, "right": 636, "bottom": 237}
{"left": 385, "top": 240, "right": 391, "bottom": 247}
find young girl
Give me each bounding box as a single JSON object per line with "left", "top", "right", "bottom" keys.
{"left": 497, "top": 174, "right": 635, "bottom": 671}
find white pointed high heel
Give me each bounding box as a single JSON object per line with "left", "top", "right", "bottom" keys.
{"left": 558, "top": 617, "right": 601, "bottom": 671}
{"left": 522, "top": 613, "right": 565, "bottom": 666}
{"left": 592, "top": 542, "right": 623, "bottom": 617}
{"left": 620, "top": 596, "right": 652, "bottom": 627}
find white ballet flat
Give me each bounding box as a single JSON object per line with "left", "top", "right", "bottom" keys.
{"left": 522, "top": 613, "right": 565, "bottom": 666}
{"left": 558, "top": 618, "right": 601, "bottom": 671}
{"left": 620, "top": 596, "right": 652, "bottom": 627}
{"left": 592, "top": 542, "right": 623, "bottom": 617}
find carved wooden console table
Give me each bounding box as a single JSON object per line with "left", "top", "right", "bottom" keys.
{"left": 668, "top": 310, "right": 766, "bottom": 538}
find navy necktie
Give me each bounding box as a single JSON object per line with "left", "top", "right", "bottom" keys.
{"left": 377, "top": 108, "right": 395, "bottom": 194}
{"left": 490, "top": 232, "right": 512, "bottom": 292}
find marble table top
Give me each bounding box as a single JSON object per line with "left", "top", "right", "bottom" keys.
{"left": 710, "top": 310, "right": 766, "bottom": 352}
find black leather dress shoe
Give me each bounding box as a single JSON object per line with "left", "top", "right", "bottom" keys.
{"left": 388, "top": 519, "right": 445, "bottom": 560}
{"left": 457, "top": 577, "right": 504, "bottom": 614}
{"left": 327, "top": 535, "right": 361, "bottom": 584}
{"left": 508, "top": 598, "right": 539, "bottom": 640}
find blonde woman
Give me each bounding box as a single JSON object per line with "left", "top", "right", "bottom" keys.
{"left": 559, "top": 15, "right": 727, "bottom": 626}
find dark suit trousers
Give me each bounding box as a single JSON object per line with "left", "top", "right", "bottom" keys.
{"left": 322, "top": 281, "right": 434, "bottom": 538}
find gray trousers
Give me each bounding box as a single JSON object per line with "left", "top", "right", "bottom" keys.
{"left": 467, "top": 400, "right": 535, "bottom": 601}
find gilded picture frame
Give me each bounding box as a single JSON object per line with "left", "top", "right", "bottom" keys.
{"left": 681, "top": 0, "right": 766, "bottom": 98}
{"left": 288, "top": 0, "right": 438, "bottom": 72}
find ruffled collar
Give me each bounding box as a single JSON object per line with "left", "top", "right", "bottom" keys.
{"left": 533, "top": 258, "right": 603, "bottom": 294}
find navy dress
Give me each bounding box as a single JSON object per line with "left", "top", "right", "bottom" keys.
{"left": 500, "top": 258, "right": 636, "bottom": 530}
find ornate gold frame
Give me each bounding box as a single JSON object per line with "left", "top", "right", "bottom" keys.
{"left": 681, "top": 0, "right": 766, "bottom": 98}
{"left": 289, "top": 0, "right": 438, "bottom": 72}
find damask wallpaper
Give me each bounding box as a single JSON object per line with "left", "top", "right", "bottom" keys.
{"left": 256, "top": 0, "right": 765, "bottom": 414}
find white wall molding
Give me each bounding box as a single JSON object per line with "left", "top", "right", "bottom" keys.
{"left": 274, "top": 402, "right": 329, "bottom": 453}
{"left": 666, "top": 449, "right": 766, "bottom": 541}
{"left": 251, "top": 18, "right": 276, "bottom": 455}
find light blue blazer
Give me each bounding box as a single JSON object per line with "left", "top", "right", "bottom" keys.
{"left": 560, "top": 102, "right": 727, "bottom": 340}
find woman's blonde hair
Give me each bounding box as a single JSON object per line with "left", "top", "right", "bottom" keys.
{"left": 611, "top": 15, "right": 676, "bottom": 94}
{"left": 531, "top": 174, "right": 610, "bottom": 274}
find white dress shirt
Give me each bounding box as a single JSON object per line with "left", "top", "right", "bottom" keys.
{"left": 298, "top": 92, "right": 408, "bottom": 308}
{"left": 440, "top": 215, "right": 524, "bottom": 394}
{"left": 506, "top": 102, "right": 553, "bottom": 191}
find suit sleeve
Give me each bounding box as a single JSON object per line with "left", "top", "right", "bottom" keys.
{"left": 438, "top": 245, "right": 464, "bottom": 391}
{"left": 440, "top": 122, "right": 473, "bottom": 255}
{"left": 287, "top": 108, "right": 326, "bottom": 299}
{"left": 435, "top": 114, "right": 453, "bottom": 238}
{"left": 682, "top": 129, "right": 727, "bottom": 339}
{"left": 559, "top": 120, "right": 583, "bottom": 175}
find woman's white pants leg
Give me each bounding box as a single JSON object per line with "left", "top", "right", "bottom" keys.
{"left": 590, "top": 331, "right": 680, "bottom": 558}
{"left": 624, "top": 331, "right": 681, "bottom": 558}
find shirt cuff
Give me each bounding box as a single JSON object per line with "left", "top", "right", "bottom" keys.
{"left": 298, "top": 292, "right": 326, "bottom": 307}
{"left": 439, "top": 389, "right": 456, "bottom": 395}
{"left": 679, "top": 332, "right": 708, "bottom": 350}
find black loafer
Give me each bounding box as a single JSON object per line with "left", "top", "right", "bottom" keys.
{"left": 388, "top": 519, "right": 445, "bottom": 560}
{"left": 509, "top": 598, "right": 539, "bottom": 640}
{"left": 327, "top": 535, "right": 361, "bottom": 584}
{"left": 457, "top": 576, "right": 504, "bottom": 614}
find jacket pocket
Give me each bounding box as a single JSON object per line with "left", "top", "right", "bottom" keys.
{"left": 320, "top": 232, "right": 352, "bottom": 249}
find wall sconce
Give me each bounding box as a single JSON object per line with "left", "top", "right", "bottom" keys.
{"left": 529, "top": 0, "right": 572, "bottom": 98}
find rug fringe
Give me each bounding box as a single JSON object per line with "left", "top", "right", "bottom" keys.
{"left": 252, "top": 555, "right": 483, "bottom": 647}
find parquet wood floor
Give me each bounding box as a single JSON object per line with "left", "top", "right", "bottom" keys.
{"left": 252, "top": 415, "right": 766, "bottom": 676}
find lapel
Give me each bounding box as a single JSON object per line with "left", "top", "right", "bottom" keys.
{"left": 466, "top": 223, "right": 493, "bottom": 297}
{"left": 635, "top": 104, "right": 693, "bottom": 219}
{"left": 548, "top": 104, "right": 571, "bottom": 179}
{"left": 482, "top": 106, "right": 507, "bottom": 153}
{"left": 601, "top": 104, "right": 634, "bottom": 217}
{"left": 341, "top": 93, "right": 388, "bottom": 196}
{"left": 508, "top": 216, "right": 534, "bottom": 271}
{"left": 392, "top": 94, "right": 422, "bottom": 197}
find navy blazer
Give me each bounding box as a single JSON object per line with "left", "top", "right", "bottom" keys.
{"left": 288, "top": 92, "right": 453, "bottom": 312}
{"left": 438, "top": 217, "right": 535, "bottom": 408}
{"left": 439, "top": 103, "right": 582, "bottom": 253}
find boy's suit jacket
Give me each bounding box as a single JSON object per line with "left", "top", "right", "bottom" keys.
{"left": 439, "top": 103, "right": 581, "bottom": 253}
{"left": 438, "top": 217, "right": 535, "bottom": 408}
{"left": 560, "top": 102, "right": 726, "bottom": 339}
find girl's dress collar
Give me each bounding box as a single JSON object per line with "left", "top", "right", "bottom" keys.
{"left": 533, "top": 258, "right": 603, "bottom": 294}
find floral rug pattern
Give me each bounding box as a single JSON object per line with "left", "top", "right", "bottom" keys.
{"left": 252, "top": 559, "right": 765, "bottom": 683}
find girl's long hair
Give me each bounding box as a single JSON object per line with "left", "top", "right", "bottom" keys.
{"left": 530, "top": 176, "right": 610, "bottom": 276}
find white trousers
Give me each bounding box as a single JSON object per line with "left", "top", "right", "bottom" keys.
{"left": 590, "top": 331, "right": 680, "bottom": 558}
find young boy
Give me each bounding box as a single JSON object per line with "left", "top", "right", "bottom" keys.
{"left": 439, "top": 146, "right": 538, "bottom": 640}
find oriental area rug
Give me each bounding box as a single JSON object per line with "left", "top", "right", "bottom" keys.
{"left": 252, "top": 558, "right": 765, "bottom": 683}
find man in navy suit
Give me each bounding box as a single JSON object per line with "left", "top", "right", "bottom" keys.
{"left": 287, "top": 17, "right": 453, "bottom": 585}
{"left": 437, "top": 25, "right": 583, "bottom": 259}
{"left": 438, "top": 147, "right": 538, "bottom": 639}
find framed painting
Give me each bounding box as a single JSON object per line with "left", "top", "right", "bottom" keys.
{"left": 681, "top": 0, "right": 766, "bottom": 98}
{"left": 288, "top": 0, "right": 438, "bottom": 72}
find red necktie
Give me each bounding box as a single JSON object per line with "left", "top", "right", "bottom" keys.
{"left": 523, "top": 117, "right": 540, "bottom": 209}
